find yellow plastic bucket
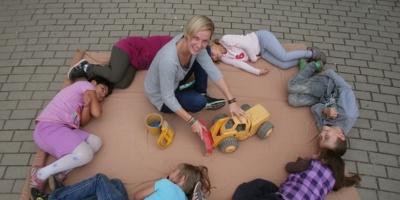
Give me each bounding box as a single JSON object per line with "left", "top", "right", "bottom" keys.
{"left": 145, "top": 113, "right": 163, "bottom": 135}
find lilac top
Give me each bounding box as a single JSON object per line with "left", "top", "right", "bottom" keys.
{"left": 277, "top": 159, "right": 335, "bottom": 200}
{"left": 36, "top": 81, "right": 95, "bottom": 129}
{"left": 114, "top": 35, "right": 173, "bottom": 70}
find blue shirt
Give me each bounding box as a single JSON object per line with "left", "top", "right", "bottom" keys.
{"left": 145, "top": 178, "right": 187, "bottom": 200}
{"left": 311, "top": 69, "right": 359, "bottom": 135}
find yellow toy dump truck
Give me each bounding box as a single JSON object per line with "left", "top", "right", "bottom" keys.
{"left": 209, "top": 104, "right": 274, "bottom": 153}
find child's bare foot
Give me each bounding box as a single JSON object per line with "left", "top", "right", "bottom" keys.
{"left": 259, "top": 67, "right": 270, "bottom": 75}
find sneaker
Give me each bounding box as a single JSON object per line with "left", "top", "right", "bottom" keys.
{"left": 204, "top": 95, "right": 225, "bottom": 110}
{"left": 299, "top": 59, "right": 308, "bottom": 70}
{"left": 49, "top": 174, "right": 65, "bottom": 192}
{"left": 308, "top": 47, "right": 326, "bottom": 64}
{"left": 29, "top": 165, "right": 46, "bottom": 190}
{"left": 30, "top": 188, "right": 49, "bottom": 200}
{"left": 192, "top": 181, "right": 206, "bottom": 200}
{"left": 67, "top": 59, "right": 89, "bottom": 80}
{"left": 179, "top": 80, "right": 196, "bottom": 91}
{"left": 315, "top": 60, "right": 324, "bottom": 72}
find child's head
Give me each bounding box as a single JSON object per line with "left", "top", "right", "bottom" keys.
{"left": 209, "top": 39, "right": 223, "bottom": 63}
{"left": 319, "top": 125, "right": 347, "bottom": 156}
{"left": 318, "top": 149, "right": 361, "bottom": 191}
{"left": 88, "top": 76, "right": 113, "bottom": 102}
{"left": 167, "top": 163, "right": 211, "bottom": 198}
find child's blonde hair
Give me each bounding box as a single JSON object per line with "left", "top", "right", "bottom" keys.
{"left": 184, "top": 15, "right": 215, "bottom": 40}
{"left": 176, "top": 163, "right": 211, "bottom": 198}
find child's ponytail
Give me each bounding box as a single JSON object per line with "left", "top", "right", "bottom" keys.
{"left": 318, "top": 149, "right": 361, "bottom": 191}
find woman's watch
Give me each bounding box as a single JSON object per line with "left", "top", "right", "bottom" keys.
{"left": 228, "top": 98, "right": 237, "bottom": 104}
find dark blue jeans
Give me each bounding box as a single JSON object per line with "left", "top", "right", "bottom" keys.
{"left": 49, "top": 173, "right": 128, "bottom": 200}
{"left": 161, "top": 46, "right": 210, "bottom": 113}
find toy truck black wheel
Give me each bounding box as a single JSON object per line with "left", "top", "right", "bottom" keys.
{"left": 257, "top": 121, "right": 274, "bottom": 139}
{"left": 241, "top": 104, "right": 251, "bottom": 111}
{"left": 212, "top": 113, "right": 229, "bottom": 124}
{"left": 220, "top": 137, "right": 239, "bottom": 153}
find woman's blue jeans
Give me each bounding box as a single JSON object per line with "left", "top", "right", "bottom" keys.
{"left": 160, "top": 46, "right": 211, "bottom": 113}
{"left": 50, "top": 173, "right": 128, "bottom": 200}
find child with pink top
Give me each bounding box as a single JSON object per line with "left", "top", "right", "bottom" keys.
{"left": 210, "top": 30, "right": 326, "bottom": 75}
{"left": 29, "top": 76, "right": 113, "bottom": 192}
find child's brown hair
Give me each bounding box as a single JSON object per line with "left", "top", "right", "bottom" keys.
{"left": 176, "top": 163, "right": 211, "bottom": 198}
{"left": 318, "top": 149, "right": 361, "bottom": 191}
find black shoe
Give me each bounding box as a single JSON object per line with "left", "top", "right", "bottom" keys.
{"left": 204, "top": 95, "right": 225, "bottom": 110}
{"left": 67, "top": 59, "right": 89, "bottom": 80}
{"left": 30, "top": 188, "right": 49, "bottom": 200}
{"left": 49, "top": 174, "right": 64, "bottom": 192}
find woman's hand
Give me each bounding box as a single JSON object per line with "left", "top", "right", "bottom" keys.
{"left": 229, "top": 102, "right": 247, "bottom": 122}
{"left": 190, "top": 120, "right": 206, "bottom": 140}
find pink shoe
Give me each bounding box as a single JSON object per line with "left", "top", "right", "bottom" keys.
{"left": 29, "top": 165, "right": 46, "bottom": 190}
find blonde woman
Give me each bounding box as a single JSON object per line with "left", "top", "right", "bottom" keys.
{"left": 144, "top": 15, "right": 246, "bottom": 139}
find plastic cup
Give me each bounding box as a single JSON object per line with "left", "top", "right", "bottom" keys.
{"left": 145, "top": 113, "right": 164, "bottom": 135}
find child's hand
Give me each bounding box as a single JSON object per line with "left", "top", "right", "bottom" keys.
{"left": 259, "top": 67, "right": 270, "bottom": 75}
{"left": 83, "top": 91, "right": 91, "bottom": 107}
{"left": 323, "top": 107, "right": 338, "bottom": 119}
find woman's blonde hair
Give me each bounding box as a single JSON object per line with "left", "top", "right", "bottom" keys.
{"left": 184, "top": 15, "right": 215, "bottom": 40}
{"left": 176, "top": 163, "right": 211, "bottom": 198}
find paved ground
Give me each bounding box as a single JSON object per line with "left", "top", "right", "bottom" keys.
{"left": 0, "top": 0, "right": 399, "bottom": 199}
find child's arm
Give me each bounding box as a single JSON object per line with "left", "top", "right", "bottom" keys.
{"left": 285, "top": 157, "right": 311, "bottom": 173}
{"left": 80, "top": 92, "right": 92, "bottom": 126}
{"left": 134, "top": 185, "right": 155, "bottom": 200}
{"left": 221, "top": 57, "right": 261, "bottom": 75}
{"left": 86, "top": 90, "right": 103, "bottom": 118}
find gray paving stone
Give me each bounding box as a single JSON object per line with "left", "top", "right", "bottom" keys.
{"left": 387, "top": 167, "right": 400, "bottom": 180}
{"left": 359, "top": 129, "right": 388, "bottom": 142}
{"left": 357, "top": 162, "right": 387, "bottom": 177}
{"left": 20, "top": 142, "right": 37, "bottom": 153}
{"left": 378, "top": 142, "right": 400, "bottom": 156}
{"left": 378, "top": 190, "right": 400, "bottom": 200}
{"left": 0, "top": 131, "right": 13, "bottom": 141}
{"left": 349, "top": 138, "right": 378, "bottom": 152}
{"left": 369, "top": 152, "right": 399, "bottom": 167}
{"left": 342, "top": 149, "right": 369, "bottom": 162}
{"left": 357, "top": 188, "right": 378, "bottom": 200}
{"left": 0, "top": 154, "right": 30, "bottom": 166}
{"left": 3, "top": 166, "right": 29, "bottom": 179}
{"left": 378, "top": 178, "right": 400, "bottom": 193}
{"left": 0, "top": 166, "right": 5, "bottom": 178}
{"left": 3, "top": 120, "right": 31, "bottom": 130}
{"left": 371, "top": 120, "right": 398, "bottom": 133}
{"left": 0, "top": 142, "right": 21, "bottom": 153}
{"left": 0, "top": 180, "right": 14, "bottom": 193}
{"left": 388, "top": 133, "right": 400, "bottom": 145}
{"left": 359, "top": 175, "right": 378, "bottom": 189}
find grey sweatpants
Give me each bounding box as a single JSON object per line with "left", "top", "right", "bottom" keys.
{"left": 87, "top": 46, "right": 137, "bottom": 89}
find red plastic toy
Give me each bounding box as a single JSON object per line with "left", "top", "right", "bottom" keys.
{"left": 199, "top": 120, "right": 213, "bottom": 156}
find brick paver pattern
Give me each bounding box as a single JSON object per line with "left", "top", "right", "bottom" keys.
{"left": 0, "top": 0, "right": 399, "bottom": 199}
